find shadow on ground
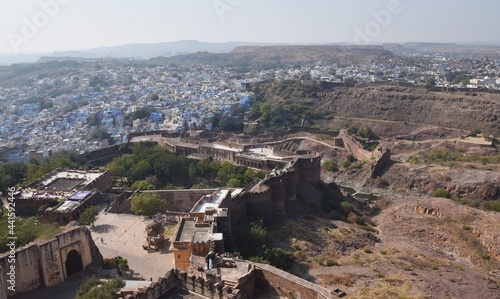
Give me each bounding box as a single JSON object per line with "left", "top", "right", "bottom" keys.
{"left": 90, "top": 224, "right": 117, "bottom": 233}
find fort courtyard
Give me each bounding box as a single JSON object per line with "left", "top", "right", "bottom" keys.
{"left": 89, "top": 207, "right": 176, "bottom": 282}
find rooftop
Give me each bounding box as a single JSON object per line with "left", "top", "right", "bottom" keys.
{"left": 164, "top": 138, "right": 199, "bottom": 148}
{"left": 53, "top": 200, "right": 81, "bottom": 212}
{"left": 17, "top": 170, "right": 105, "bottom": 201}
{"left": 237, "top": 147, "right": 287, "bottom": 161}
{"left": 38, "top": 170, "right": 104, "bottom": 191}
{"left": 130, "top": 135, "right": 163, "bottom": 143}
{"left": 175, "top": 218, "right": 222, "bottom": 243}
{"left": 192, "top": 189, "right": 230, "bottom": 213}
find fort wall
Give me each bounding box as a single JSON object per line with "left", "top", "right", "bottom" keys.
{"left": 370, "top": 147, "right": 391, "bottom": 178}
{"left": 230, "top": 154, "right": 320, "bottom": 225}
{"left": 109, "top": 189, "right": 217, "bottom": 214}
{"left": 127, "top": 263, "right": 338, "bottom": 299}
{"left": 255, "top": 263, "right": 332, "bottom": 299}
{"left": 0, "top": 227, "right": 102, "bottom": 297}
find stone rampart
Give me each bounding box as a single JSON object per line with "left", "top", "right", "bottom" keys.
{"left": 254, "top": 263, "right": 333, "bottom": 299}
{"left": 0, "top": 226, "right": 102, "bottom": 297}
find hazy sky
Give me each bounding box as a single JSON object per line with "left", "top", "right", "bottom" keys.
{"left": 1, "top": 0, "right": 499, "bottom": 54}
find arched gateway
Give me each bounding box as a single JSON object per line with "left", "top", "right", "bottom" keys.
{"left": 65, "top": 250, "right": 83, "bottom": 277}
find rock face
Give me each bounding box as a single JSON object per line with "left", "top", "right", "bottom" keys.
{"left": 413, "top": 199, "right": 500, "bottom": 260}
{"left": 382, "top": 164, "right": 500, "bottom": 203}
{"left": 315, "top": 86, "right": 500, "bottom": 136}
{"left": 370, "top": 197, "right": 500, "bottom": 299}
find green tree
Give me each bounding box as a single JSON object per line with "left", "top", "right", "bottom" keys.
{"left": 242, "top": 168, "right": 264, "bottom": 185}
{"left": 79, "top": 206, "right": 99, "bottom": 227}
{"left": 233, "top": 219, "right": 268, "bottom": 258}
{"left": 129, "top": 160, "right": 153, "bottom": 182}
{"left": 130, "top": 192, "right": 167, "bottom": 216}
{"left": 219, "top": 117, "right": 244, "bottom": 132}
{"left": 356, "top": 127, "right": 379, "bottom": 140}
{"left": 227, "top": 178, "right": 242, "bottom": 187}
{"left": 150, "top": 93, "right": 159, "bottom": 101}
{"left": 90, "top": 126, "right": 114, "bottom": 145}
{"left": 263, "top": 247, "right": 295, "bottom": 270}
{"left": 130, "top": 180, "right": 156, "bottom": 190}
{"left": 76, "top": 276, "right": 125, "bottom": 299}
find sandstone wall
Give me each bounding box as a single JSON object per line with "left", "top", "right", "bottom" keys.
{"left": 254, "top": 263, "right": 332, "bottom": 299}
{"left": 370, "top": 147, "right": 391, "bottom": 178}
{"left": 0, "top": 244, "right": 41, "bottom": 297}
{"left": 110, "top": 189, "right": 217, "bottom": 214}
{"left": 0, "top": 227, "right": 102, "bottom": 297}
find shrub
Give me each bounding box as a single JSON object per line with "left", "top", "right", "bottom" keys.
{"left": 347, "top": 212, "right": 361, "bottom": 224}
{"left": 487, "top": 200, "right": 500, "bottom": 212}
{"left": 342, "top": 161, "right": 351, "bottom": 168}
{"left": 374, "top": 176, "right": 389, "bottom": 188}
{"left": 326, "top": 260, "right": 339, "bottom": 267}
{"left": 454, "top": 264, "right": 464, "bottom": 271}
{"left": 352, "top": 254, "right": 360, "bottom": 261}
{"left": 467, "top": 129, "right": 482, "bottom": 137}
{"left": 380, "top": 250, "right": 387, "bottom": 255}
{"left": 364, "top": 248, "right": 373, "bottom": 254}
{"left": 451, "top": 196, "right": 468, "bottom": 205}
{"left": 322, "top": 160, "right": 339, "bottom": 172}
{"left": 340, "top": 202, "right": 354, "bottom": 215}
{"left": 481, "top": 254, "right": 490, "bottom": 260}
{"left": 433, "top": 188, "right": 451, "bottom": 198}
{"left": 76, "top": 277, "right": 125, "bottom": 299}
{"left": 263, "top": 247, "right": 295, "bottom": 270}
{"left": 103, "top": 258, "right": 115, "bottom": 269}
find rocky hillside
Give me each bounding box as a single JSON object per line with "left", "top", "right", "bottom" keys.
{"left": 272, "top": 187, "right": 500, "bottom": 298}
{"left": 317, "top": 86, "right": 499, "bottom": 135}
{"left": 253, "top": 81, "right": 500, "bottom": 136}
{"left": 148, "top": 45, "right": 393, "bottom": 69}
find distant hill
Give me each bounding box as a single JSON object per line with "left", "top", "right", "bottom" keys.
{"left": 147, "top": 45, "right": 394, "bottom": 70}
{"left": 49, "top": 40, "right": 277, "bottom": 59}
{"left": 382, "top": 42, "right": 500, "bottom": 59}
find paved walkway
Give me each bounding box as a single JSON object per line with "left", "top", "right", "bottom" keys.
{"left": 89, "top": 209, "right": 175, "bottom": 281}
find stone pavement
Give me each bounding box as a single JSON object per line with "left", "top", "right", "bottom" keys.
{"left": 89, "top": 209, "right": 175, "bottom": 281}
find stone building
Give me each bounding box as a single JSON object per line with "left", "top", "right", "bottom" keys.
{"left": 12, "top": 169, "right": 112, "bottom": 224}
{"left": 172, "top": 189, "right": 231, "bottom": 271}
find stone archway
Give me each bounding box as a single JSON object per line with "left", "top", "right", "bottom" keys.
{"left": 65, "top": 249, "right": 83, "bottom": 277}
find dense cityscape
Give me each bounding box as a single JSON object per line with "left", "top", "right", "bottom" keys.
{"left": 1, "top": 1, "right": 500, "bottom": 298}
{"left": 1, "top": 53, "right": 499, "bottom": 163}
